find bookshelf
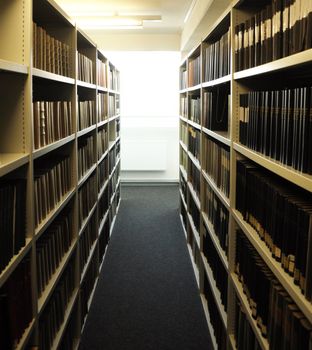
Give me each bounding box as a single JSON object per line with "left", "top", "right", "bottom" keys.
{"left": 179, "top": 0, "right": 312, "bottom": 349}
{"left": 0, "top": 0, "right": 121, "bottom": 349}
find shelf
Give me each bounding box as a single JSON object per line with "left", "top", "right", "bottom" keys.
{"left": 32, "top": 68, "right": 75, "bottom": 85}
{"left": 187, "top": 181, "right": 200, "bottom": 210}
{"left": 229, "top": 334, "right": 237, "bottom": 350}
{"left": 98, "top": 179, "right": 109, "bottom": 200}
{"left": 179, "top": 165, "right": 187, "bottom": 181}
{"left": 202, "top": 128, "right": 231, "bottom": 146}
{"left": 233, "top": 209, "right": 312, "bottom": 324}
{"left": 179, "top": 115, "right": 188, "bottom": 123}
{"left": 38, "top": 241, "right": 77, "bottom": 314}
{"left": 87, "top": 276, "right": 100, "bottom": 311}
{"left": 97, "top": 119, "right": 109, "bottom": 128}
{"left": 109, "top": 211, "right": 118, "bottom": 238}
{"left": 201, "top": 252, "right": 227, "bottom": 328}
{"left": 188, "top": 119, "right": 201, "bottom": 130}
{"left": 97, "top": 85, "right": 108, "bottom": 93}
{"left": 200, "top": 295, "right": 218, "bottom": 350}
{"left": 188, "top": 83, "right": 201, "bottom": 92}
{"left": 231, "top": 273, "right": 269, "bottom": 350}
{"left": 202, "top": 74, "right": 231, "bottom": 88}
{"left": 79, "top": 202, "right": 97, "bottom": 237}
{"left": 179, "top": 140, "right": 188, "bottom": 153}
{"left": 0, "top": 59, "right": 28, "bottom": 75}
{"left": 51, "top": 289, "right": 79, "bottom": 350}
{"left": 0, "top": 153, "right": 29, "bottom": 177}
{"left": 80, "top": 240, "right": 98, "bottom": 283}
{"left": 233, "top": 143, "right": 312, "bottom": 192}
{"left": 234, "top": 48, "right": 312, "bottom": 80}
{"left": 77, "top": 80, "right": 96, "bottom": 90}
{"left": 179, "top": 88, "right": 188, "bottom": 94}
{"left": 108, "top": 89, "right": 120, "bottom": 95}
{"left": 77, "top": 125, "right": 97, "bottom": 138}
{"left": 98, "top": 149, "right": 109, "bottom": 164}
{"left": 0, "top": 238, "right": 32, "bottom": 289}
{"left": 188, "top": 151, "right": 201, "bottom": 171}
{"left": 186, "top": 243, "right": 200, "bottom": 288}
{"left": 179, "top": 188, "right": 187, "bottom": 211}
{"left": 179, "top": 214, "right": 187, "bottom": 240}
{"left": 108, "top": 115, "right": 119, "bottom": 122}
{"left": 35, "top": 189, "right": 75, "bottom": 239}
{"left": 99, "top": 211, "right": 109, "bottom": 235}
{"left": 187, "top": 213, "right": 200, "bottom": 249}
{"left": 109, "top": 157, "right": 121, "bottom": 179}
{"left": 202, "top": 212, "right": 228, "bottom": 271}
{"left": 33, "top": 134, "right": 75, "bottom": 160}
{"left": 202, "top": 170, "right": 230, "bottom": 209}
{"left": 16, "top": 318, "right": 36, "bottom": 350}
{"left": 78, "top": 164, "right": 97, "bottom": 189}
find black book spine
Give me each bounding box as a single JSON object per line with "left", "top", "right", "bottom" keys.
{"left": 255, "top": 13, "right": 262, "bottom": 66}
{"left": 283, "top": 0, "right": 291, "bottom": 57}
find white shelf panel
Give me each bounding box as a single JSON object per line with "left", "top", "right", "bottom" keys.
{"left": 234, "top": 143, "right": 312, "bottom": 192}
{"left": 179, "top": 140, "right": 188, "bottom": 153}
{"left": 202, "top": 74, "right": 231, "bottom": 88}
{"left": 200, "top": 294, "right": 218, "bottom": 350}
{"left": 35, "top": 190, "right": 75, "bottom": 239}
{"left": 202, "top": 128, "right": 231, "bottom": 146}
{"left": 77, "top": 80, "right": 96, "bottom": 90}
{"left": 33, "top": 134, "right": 75, "bottom": 160}
{"left": 187, "top": 213, "right": 200, "bottom": 249}
{"left": 202, "top": 170, "right": 230, "bottom": 209}
{"left": 99, "top": 211, "right": 109, "bottom": 235}
{"left": 0, "top": 59, "right": 28, "bottom": 74}
{"left": 179, "top": 214, "right": 187, "bottom": 240}
{"left": 77, "top": 125, "right": 96, "bottom": 138}
{"left": 233, "top": 209, "right": 312, "bottom": 324}
{"left": 231, "top": 273, "right": 269, "bottom": 350}
{"left": 179, "top": 188, "right": 187, "bottom": 211}
{"left": 79, "top": 202, "right": 97, "bottom": 237}
{"left": 38, "top": 241, "right": 77, "bottom": 314}
{"left": 202, "top": 212, "right": 228, "bottom": 271}
{"left": 32, "top": 68, "right": 75, "bottom": 84}
{"left": 187, "top": 243, "right": 200, "bottom": 288}
{"left": 187, "top": 181, "right": 200, "bottom": 210}
{"left": 108, "top": 115, "right": 119, "bottom": 122}
{"left": 187, "top": 83, "right": 201, "bottom": 92}
{"left": 0, "top": 238, "right": 32, "bottom": 289}
{"left": 98, "top": 179, "right": 109, "bottom": 200}
{"left": 108, "top": 89, "right": 120, "bottom": 95}
{"left": 87, "top": 276, "right": 100, "bottom": 311}
{"left": 97, "top": 85, "right": 108, "bottom": 93}
{"left": 0, "top": 153, "right": 29, "bottom": 177}
{"left": 80, "top": 240, "right": 98, "bottom": 283}
{"left": 97, "top": 119, "right": 109, "bottom": 128}
{"left": 78, "top": 164, "right": 97, "bottom": 189}
{"left": 179, "top": 88, "right": 188, "bottom": 94}
{"left": 188, "top": 119, "right": 201, "bottom": 130}
{"left": 179, "top": 165, "right": 187, "bottom": 182}
{"left": 179, "top": 115, "right": 188, "bottom": 123}
{"left": 98, "top": 149, "right": 109, "bottom": 164}
{"left": 201, "top": 252, "right": 227, "bottom": 328}
{"left": 234, "top": 48, "right": 312, "bottom": 80}
{"left": 188, "top": 151, "right": 201, "bottom": 171}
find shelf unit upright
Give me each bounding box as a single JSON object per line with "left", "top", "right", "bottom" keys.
{"left": 179, "top": 0, "right": 312, "bottom": 349}
{"left": 0, "top": 0, "right": 121, "bottom": 349}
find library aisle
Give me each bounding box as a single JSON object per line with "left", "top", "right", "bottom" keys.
{"left": 79, "top": 185, "right": 213, "bottom": 350}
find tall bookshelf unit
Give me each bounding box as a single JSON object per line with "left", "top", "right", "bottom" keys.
{"left": 0, "top": 0, "right": 120, "bottom": 349}
{"left": 179, "top": 0, "right": 312, "bottom": 349}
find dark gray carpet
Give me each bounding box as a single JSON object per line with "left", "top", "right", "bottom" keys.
{"left": 79, "top": 185, "right": 213, "bottom": 350}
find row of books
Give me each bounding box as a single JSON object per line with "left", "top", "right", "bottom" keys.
{"left": 180, "top": 96, "right": 187, "bottom": 118}
{"left": 78, "top": 172, "right": 97, "bottom": 229}
{"left": 203, "top": 224, "right": 228, "bottom": 311}
{"left": 180, "top": 148, "right": 188, "bottom": 174}
{"left": 78, "top": 100, "right": 96, "bottom": 131}
{"left": 33, "top": 101, "right": 72, "bottom": 150}
{"left": 203, "top": 271, "right": 227, "bottom": 350}
{"left": 109, "top": 145, "right": 118, "bottom": 174}
{"left": 188, "top": 127, "right": 200, "bottom": 162}
{"left": 97, "top": 59, "right": 108, "bottom": 88}
{"left": 0, "top": 258, "right": 32, "bottom": 349}
{"left": 36, "top": 207, "right": 73, "bottom": 297}
{"left": 180, "top": 171, "right": 187, "bottom": 201}
{"left": 203, "top": 182, "right": 229, "bottom": 257}
{"left": 235, "top": 229, "right": 312, "bottom": 348}
{"left": 203, "top": 88, "right": 229, "bottom": 131}
{"left": 98, "top": 156, "right": 109, "bottom": 192}
{"left": 108, "top": 95, "right": 116, "bottom": 117}
{"left": 109, "top": 68, "right": 120, "bottom": 91}
{"left": 99, "top": 218, "right": 110, "bottom": 263}
{"left": 39, "top": 258, "right": 75, "bottom": 350}
{"left": 33, "top": 22, "right": 70, "bottom": 77}
{"left": 188, "top": 161, "right": 200, "bottom": 201}
{"left": 98, "top": 126, "right": 109, "bottom": 160}
{"left": 78, "top": 135, "right": 95, "bottom": 181}
{"left": 188, "top": 55, "right": 201, "bottom": 87}
{"left": 180, "top": 68, "right": 187, "bottom": 90}
{"left": 109, "top": 163, "right": 120, "bottom": 200}
{"left": 203, "top": 28, "right": 231, "bottom": 82}
{"left": 235, "top": 0, "right": 312, "bottom": 71}
{"left": 235, "top": 299, "right": 261, "bottom": 350}
{"left": 189, "top": 96, "right": 201, "bottom": 125}
{"left": 59, "top": 303, "right": 78, "bottom": 350}
{"left": 189, "top": 194, "right": 200, "bottom": 234}
{"left": 239, "top": 87, "right": 312, "bottom": 174}
{"left": 236, "top": 159, "right": 312, "bottom": 301}
{"left": 98, "top": 92, "right": 108, "bottom": 122}
{"left": 0, "top": 178, "right": 26, "bottom": 274}
{"left": 202, "top": 135, "right": 230, "bottom": 198}
{"left": 180, "top": 198, "right": 187, "bottom": 229}
{"left": 180, "top": 121, "right": 188, "bottom": 146}
{"left": 80, "top": 212, "right": 97, "bottom": 277}
{"left": 99, "top": 186, "right": 109, "bottom": 227}
{"left": 34, "top": 156, "right": 71, "bottom": 227}
{"left": 78, "top": 52, "right": 94, "bottom": 84}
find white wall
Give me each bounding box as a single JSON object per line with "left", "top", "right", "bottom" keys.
{"left": 105, "top": 51, "right": 180, "bottom": 182}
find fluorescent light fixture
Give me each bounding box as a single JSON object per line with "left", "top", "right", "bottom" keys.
{"left": 184, "top": 0, "right": 197, "bottom": 23}
{"left": 82, "top": 25, "right": 143, "bottom": 30}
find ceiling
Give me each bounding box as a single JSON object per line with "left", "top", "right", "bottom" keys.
{"left": 55, "top": 0, "right": 195, "bottom": 35}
